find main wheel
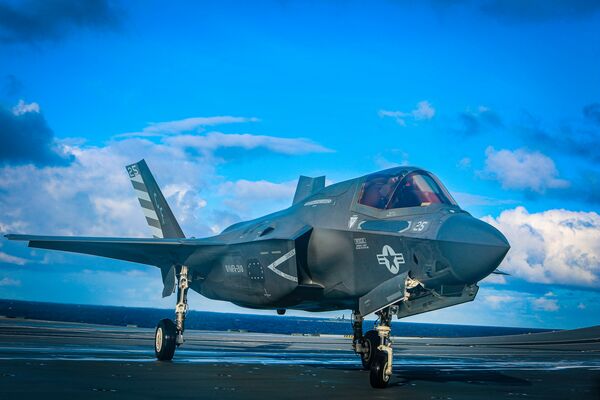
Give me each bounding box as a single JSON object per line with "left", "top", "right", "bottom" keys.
{"left": 369, "top": 351, "right": 391, "bottom": 388}
{"left": 155, "top": 318, "right": 177, "bottom": 361}
{"left": 360, "top": 330, "right": 380, "bottom": 370}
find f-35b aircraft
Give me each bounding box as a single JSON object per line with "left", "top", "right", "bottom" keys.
{"left": 6, "top": 160, "right": 510, "bottom": 388}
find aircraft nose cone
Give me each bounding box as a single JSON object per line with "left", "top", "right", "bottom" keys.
{"left": 436, "top": 214, "right": 510, "bottom": 284}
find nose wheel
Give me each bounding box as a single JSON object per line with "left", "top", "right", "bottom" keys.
{"left": 370, "top": 307, "right": 395, "bottom": 388}
{"left": 351, "top": 307, "right": 395, "bottom": 387}
{"left": 370, "top": 350, "right": 391, "bottom": 388}
{"left": 154, "top": 265, "right": 189, "bottom": 362}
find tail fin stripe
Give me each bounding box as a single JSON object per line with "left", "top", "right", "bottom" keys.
{"left": 146, "top": 217, "right": 161, "bottom": 229}
{"left": 135, "top": 189, "right": 151, "bottom": 202}
{"left": 150, "top": 226, "right": 164, "bottom": 238}
{"left": 131, "top": 180, "right": 147, "bottom": 192}
{"left": 126, "top": 159, "right": 185, "bottom": 239}
{"left": 138, "top": 198, "right": 153, "bottom": 209}
{"left": 130, "top": 173, "right": 144, "bottom": 184}
{"left": 141, "top": 207, "right": 159, "bottom": 220}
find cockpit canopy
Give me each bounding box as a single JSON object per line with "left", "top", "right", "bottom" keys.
{"left": 358, "top": 170, "right": 457, "bottom": 210}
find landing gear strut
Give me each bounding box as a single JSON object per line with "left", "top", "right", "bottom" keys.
{"left": 175, "top": 265, "right": 189, "bottom": 345}
{"left": 155, "top": 265, "right": 189, "bottom": 361}
{"left": 369, "top": 306, "right": 395, "bottom": 388}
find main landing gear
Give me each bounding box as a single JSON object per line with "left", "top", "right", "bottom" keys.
{"left": 351, "top": 307, "right": 396, "bottom": 388}
{"left": 155, "top": 265, "right": 189, "bottom": 361}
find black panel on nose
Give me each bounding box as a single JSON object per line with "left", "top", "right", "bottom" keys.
{"left": 436, "top": 214, "right": 510, "bottom": 284}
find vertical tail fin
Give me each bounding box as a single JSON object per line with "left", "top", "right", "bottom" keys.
{"left": 125, "top": 160, "right": 185, "bottom": 239}
{"left": 292, "top": 175, "right": 326, "bottom": 205}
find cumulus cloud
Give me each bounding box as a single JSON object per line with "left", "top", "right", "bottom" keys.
{"left": 118, "top": 116, "right": 260, "bottom": 138}
{"left": 0, "top": 0, "right": 123, "bottom": 44}
{"left": 482, "top": 206, "right": 600, "bottom": 288}
{"left": 457, "top": 106, "right": 503, "bottom": 136}
{"left": 12, "top": 99, "right": 39, "bottom": 115}
{"left": 0, "top": 110, "right": 331, "bottom": 239}
{"left": 379, "top": 101, "right": 435, "bottom": 126}
{"left": 482, "top": 147, "right": 569, "bottom": 193}
{"left": 0, "top": 100, "right": 72, "bottom": 166}
{"left": 218, "top": 179, "right": 297, "bottom": 214}
{"left": 484, "top": 294, "right": 518, "bottom": 309}
{"left": 532, "top": 296, "right": 559, "bottom": 312}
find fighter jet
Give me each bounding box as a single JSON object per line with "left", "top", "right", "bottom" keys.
{"left": 6, "top": 160, "right": 510, "bottom": 388}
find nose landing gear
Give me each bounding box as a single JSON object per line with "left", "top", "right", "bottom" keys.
{"left": 154, "top": 265, "right": 189, "bottom": 361}
{"left": 370, "top": 306, "right": 395, "bottom": 388}
{"left": 352, "top": 307, "right": 396, "bottom": 388}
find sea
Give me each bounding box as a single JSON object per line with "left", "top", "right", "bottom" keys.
{"left": 0, "top": 299, "right": 553, "bottom": 337}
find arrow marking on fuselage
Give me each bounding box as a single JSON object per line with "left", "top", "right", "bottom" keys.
{"left": 266, "top": 249, "right": 298, "bottom": 283}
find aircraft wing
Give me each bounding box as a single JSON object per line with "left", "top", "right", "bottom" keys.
{"left": 4, "top": 234, "right": 223, "bottom": 267}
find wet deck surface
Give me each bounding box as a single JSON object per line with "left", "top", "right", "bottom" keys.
{"left": 0, "top": 318, "right": 599, "bottom": 399}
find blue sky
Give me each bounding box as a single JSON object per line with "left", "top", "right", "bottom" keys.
{"left": 0, "top": 0, "right": 599, "bottom": 329}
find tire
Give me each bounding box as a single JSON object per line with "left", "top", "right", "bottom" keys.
{"left": 155, "top": 318, "right": 177, "bottom": 361}
{"left": 369, "top": 351, "right": 390, "bottom": 388}
{"left": 360, "top": 330, "right": 380, "bottom": 370}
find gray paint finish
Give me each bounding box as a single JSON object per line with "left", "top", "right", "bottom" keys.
{"left": 5, "top": 162, "right": 510, "bottom": 317}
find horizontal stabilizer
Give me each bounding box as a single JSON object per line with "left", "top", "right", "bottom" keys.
{"left": 5, "top": 234, "right": 223, "bottom": 268}
{"left": 292, "top": 175, "right": 325, "bottom": 205}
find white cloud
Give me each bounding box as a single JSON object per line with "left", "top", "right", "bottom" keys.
{"left": 0, "top": 277, "right": 21, "bottom": 287}
{"left": 118, "top": 116, "right": 260, "bottom": 137}
{"left": 166, "top": 132, "right": 333, "bottom": 156}
{"left": 217, "top": 179, "right": 298, "bottom": 215}
{"left": 484, "top": 294, "right": 518, "bottom": 309}
{"left": 0, "top": 122, "right": 330, "bottom": 240}
{"left": 532, "top": 296, "right": 559, "bottom": 312}
{"left": 378, "top": 100, "right": 435, "bottom": 126}
{"left": 482, "top": 206, "right": 600, "bottom": 288}
{"left": 12, "top": 99, "right": 40, "bottom": 116}
{"left": 412, "top": 101, "right": 436, "bottom": 120}
{"left": 482, "top": 147, "right": 569, "bottom": 193}
{"left": 0, "top": 251, "right": 27, "bottom": 265}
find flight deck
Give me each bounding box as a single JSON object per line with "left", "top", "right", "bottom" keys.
{"left": 0, "top": 318, "right": 598, "bottom": 399}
